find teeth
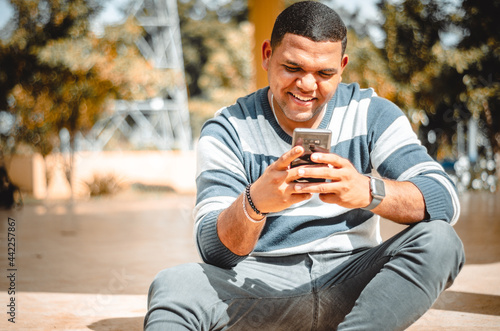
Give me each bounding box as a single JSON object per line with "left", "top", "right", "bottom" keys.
{"left": 292, "top": 93, "right": 313, "bottom": 102}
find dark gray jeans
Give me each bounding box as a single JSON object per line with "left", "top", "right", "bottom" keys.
{"left": 145, "top": 221, "right": 465, "bottom": 330}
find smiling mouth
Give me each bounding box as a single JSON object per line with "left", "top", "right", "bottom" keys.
{"left": 291, "top": 93, "right": 314, "bottom": 102}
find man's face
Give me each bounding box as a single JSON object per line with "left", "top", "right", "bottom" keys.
{"left": 262, "top": 33, "right": 348, "bottom": 132}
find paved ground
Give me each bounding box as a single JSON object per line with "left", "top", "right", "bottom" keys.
{"left": 0, "top": 189, "right": 499, "bottom": 330}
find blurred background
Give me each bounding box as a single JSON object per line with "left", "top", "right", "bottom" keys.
{"left": 0, "top": 0, "right": 498, "bottom": 205}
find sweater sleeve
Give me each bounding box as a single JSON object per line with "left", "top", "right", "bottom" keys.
{"left": 367, "top": 97, "right": 460, "bottom": 225}
{"left": 193, "top": 111, "right": 249, "bottom": 268}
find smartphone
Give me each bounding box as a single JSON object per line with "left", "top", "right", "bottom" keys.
{"left": 290, "top": 128, "right": 332, "bottom": 182}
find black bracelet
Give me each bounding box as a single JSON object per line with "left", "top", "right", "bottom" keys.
{"left": 245, "top": 184, "right": 267, "bottom": 216}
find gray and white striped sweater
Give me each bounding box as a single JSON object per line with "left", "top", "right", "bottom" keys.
{"left": 194, "top": 83, "right": 460, "bottom": 268}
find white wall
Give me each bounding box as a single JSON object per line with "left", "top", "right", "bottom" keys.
{"left": 8, "top": 151, "right": 197, "bottom": 200}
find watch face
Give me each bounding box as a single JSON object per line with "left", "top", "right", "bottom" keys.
{"left": 372, "top": 178, "right": 386, "bottom": 198}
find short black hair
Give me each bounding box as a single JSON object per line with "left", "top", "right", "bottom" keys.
{"left": 270, "top": 1, "right": 347, "bottom": 55}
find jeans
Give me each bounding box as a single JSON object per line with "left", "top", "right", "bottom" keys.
{"left": 144, "top": 221, "right": 465, "bottom": 330}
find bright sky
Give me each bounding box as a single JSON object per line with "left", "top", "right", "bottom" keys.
{"left": 0, "top": 0, "right": 13, "bottom": 28}
{"left": 330, "top": 0, "right": 381, "bottom": 20}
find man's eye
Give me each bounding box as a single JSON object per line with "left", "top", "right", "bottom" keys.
{"left": 285, "top": 66, "right": 300, "bottom": 72}
{"left": 320, "top": 71, "right": 334, "bottom": 78}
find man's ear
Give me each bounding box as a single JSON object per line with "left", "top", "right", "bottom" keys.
{"left": 340, "top": 54, "right": 349, "bottom": 73}
{"left": 339, "top": 54, "right": 349, "bottom": 82}
{"left": 261, "top": 39, "right": 272, "bottom": 71}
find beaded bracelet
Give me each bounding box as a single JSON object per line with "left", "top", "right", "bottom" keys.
{"left": 241, "top": 192, "right": 266, "bottom": 223}
{"left": 245, "top": 183, "right": 267, "bottom": 216}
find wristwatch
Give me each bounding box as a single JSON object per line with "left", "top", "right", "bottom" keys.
{"left": 362, "top": 175, "right": 385, "bottom": 210}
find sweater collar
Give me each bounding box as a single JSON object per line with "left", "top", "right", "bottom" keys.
{"left": 260, "top": 86, "right": 338, "bottom": 145}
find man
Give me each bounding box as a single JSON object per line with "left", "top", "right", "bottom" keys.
{"left": 145, "top": 1, "right": 464, "bottom": 330}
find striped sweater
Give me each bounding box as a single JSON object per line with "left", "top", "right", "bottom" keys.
{"left": 194, "top": 83, "right": 460, "bottom": 268}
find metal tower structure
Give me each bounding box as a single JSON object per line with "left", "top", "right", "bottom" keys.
{"left": 81, "top": 0, "right": 192, "bottom": 151}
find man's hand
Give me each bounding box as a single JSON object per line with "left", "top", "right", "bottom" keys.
{"left": 249, "top": 146, "right": 314, "bottom": 214}
{"left": 293, "top": 152, "right": 427, "bottom": 224}
{"left": 217, "top": 146, "right": 315, "bottom": 256}
{"left": 292, "top": 152, "right": 371, "bottom": 209}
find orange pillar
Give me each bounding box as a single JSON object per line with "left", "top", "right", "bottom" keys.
{"left": 249, "top": 0, "right": 285, "bottom": 90}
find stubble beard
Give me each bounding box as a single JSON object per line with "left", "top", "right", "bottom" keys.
{"left": 276, "top": 100, "right": 326, "bottom": 124}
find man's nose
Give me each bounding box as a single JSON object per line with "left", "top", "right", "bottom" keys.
{"left": 297, "top": 73, "right": 317, "bottom": 91}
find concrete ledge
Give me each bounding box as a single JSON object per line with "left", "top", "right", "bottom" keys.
{"left": 8, "top": 151, "right": 197, "bottom": 200}
{"left": 70, "top": 150, "right": 197, "bottom": 196}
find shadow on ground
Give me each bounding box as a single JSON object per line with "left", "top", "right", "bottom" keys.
{"left": 88, "top": 317, "right": 143, "bottom": 331}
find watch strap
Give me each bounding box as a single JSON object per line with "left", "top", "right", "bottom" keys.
{"left": 361, "top": 175, "right": 385, "bottom": 211}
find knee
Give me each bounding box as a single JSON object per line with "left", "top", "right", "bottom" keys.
{"left": 148, "top": 263, "right": 203, "bottom": 303}
{"left": 417, "top": 221, "right": 463, "bottom": 252}
{"left": 146, "top": 263, "right": 208, "bottom": 330}
{"left": 145, "top": 263, "right": 225, "bottom": 330}
{"left": 410, "top": 221, "right": 465, "bottom": 273}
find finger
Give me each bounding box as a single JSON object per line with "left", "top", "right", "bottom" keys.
{"left": 289, "top": 192, "right": 313, "bottom": 204}
{"left": 293, "top": 165, "right": 334, "bottom": 182}
{"left": 310, "top": 152, "right": 348, "bottom": 168}
{"left": 274, "top": 146, "right": 305, "bottom": 171}
{"left": 295, "top": 181, "right": 337, "bottom": 194}
{"left": 318, "top": 192, "right": 340, "bottom": 205}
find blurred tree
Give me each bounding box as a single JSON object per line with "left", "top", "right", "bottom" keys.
{"left": 179, "top": 1, "right": 251, "bottom": 99}
{"left": 452, "top": 0, "right": 500, "bottom": 154}
{"left": 0, "top": 0, "right": 172, "bottom": 157}
{"left": 342, "top": 30, "right": 398, "bottom": 107}
{"left": 0, "top": 0, "right": 102, "bottom": 156}
{"left": 378, "top": 0, "right": 500, "bottom": 158}
{"left": 0, "top": 0, "right": 174, "bottom": 200}
{"left": 378, "top": 0, "right": 456, "bottom": 157}
{"left": 178, "top": 0, "right": 253, "bottom": 136}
